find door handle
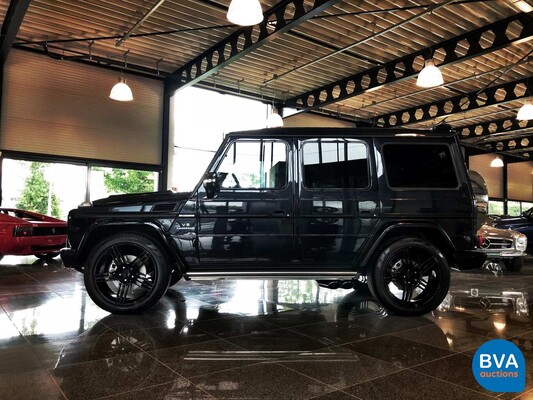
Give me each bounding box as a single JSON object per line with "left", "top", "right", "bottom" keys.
{"left": 271, "top": 210, "right": 290, "bottom": 217}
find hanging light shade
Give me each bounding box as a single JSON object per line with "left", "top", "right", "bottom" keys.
{"left": 227, "top": 0, "right": 263, "bottom": 26}
{"left": 267, "top": 111, "right": 283, "bottom": 128}
{"left": 490, "top": 155, "right": 504, "bottom": 168}
{"left": 416, "top": 59, "right": 444, "bottom": 88}
{"left": 517, "top": 101, "right": 533, "bottom": 121}
{"left": 109, "top": 76, "right": 133, "bottom": 101}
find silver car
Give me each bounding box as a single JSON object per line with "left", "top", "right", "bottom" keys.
{"left": 469, "top": 170, "right": 527, "bottom": 272}
{"left": 475, "top": 224, "right": 527, "bottom": 272}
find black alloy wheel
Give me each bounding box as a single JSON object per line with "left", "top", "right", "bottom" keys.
{"left": 367, "top": 238, "right": 450, "bottom": 316}
{"left": 84, "top": 233, "right": 170, "bottom": 314}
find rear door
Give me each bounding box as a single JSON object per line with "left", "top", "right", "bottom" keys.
{"left": 297, "top": 137, "right": 379, "bottom": 267}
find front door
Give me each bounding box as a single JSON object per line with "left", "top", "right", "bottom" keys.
{"left": 196, "top": 138, "right": 294, "bottom": 268}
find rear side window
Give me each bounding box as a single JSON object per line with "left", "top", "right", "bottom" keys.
{"left": 383, "top": 143, "right": 458, "bottom": 188}
{"left": 302, "top": 139, "right": 369, "bottom": 189}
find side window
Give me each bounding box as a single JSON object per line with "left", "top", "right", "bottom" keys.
{"left": 217, "top": 139, "right": 287, "bottom": 189}
{"left": 383, "top": 143, "right": 458, "bottom": 188}
{"left": 302, "top": 139, "right": 369, "bottom": 189}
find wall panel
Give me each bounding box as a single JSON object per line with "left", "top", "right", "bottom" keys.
{"left": 1, "top": 50, "right": 163, "bottom": 165}
{"left": 468, "top": 154, "right": 503, "bottom": 198}
{"left": 508, "top": 161, "right": 533, "bottom": 201}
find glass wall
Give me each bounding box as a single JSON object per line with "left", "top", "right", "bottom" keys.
{"left": 89, "top": 167, "right": 158, "bottom": 201}
{"left": 2, "top": 158, "right": 158, "bottom": 220}
{"left": 2, "top": 159, "right": 86, "bottom": 220}
{"left": 172, "top": 87, "right": 269, "bottom": 192}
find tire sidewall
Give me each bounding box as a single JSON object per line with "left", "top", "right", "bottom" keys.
{"left": 505, "top": 257, "right": 524, "bottom": 272}
{"left": 368, "top": 238, "right": 450, "bottom": 316}
{"left": 84, "top": 233, "right": 170, "bottom": 314}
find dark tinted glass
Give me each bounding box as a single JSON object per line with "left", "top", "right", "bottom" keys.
{"left": 303, "top": 139, "right": 369, "bottom": 189}
{"left": 383, "top": 144, "right": 458, "bottom": 188}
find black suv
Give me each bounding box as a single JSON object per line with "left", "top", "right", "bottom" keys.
{"left": 61, "top": 128, "right": 478, "bottom": 316}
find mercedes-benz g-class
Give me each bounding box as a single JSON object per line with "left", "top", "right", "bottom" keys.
{"left": 61, "top": 127, "right": 478, "bottom": 316}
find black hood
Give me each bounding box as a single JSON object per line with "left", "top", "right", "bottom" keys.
{"left": 92, "top": 191, "right": 190, "bottom": 207}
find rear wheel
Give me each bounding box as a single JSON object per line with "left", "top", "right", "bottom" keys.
{"left": 504, "top": 257, "right": 523, "bottom": 272}
{"left": 367, "top": 238, "right": 450, "bottom": 316}
{"left": 84, "top": 233, "right": 171, "bottom": 314}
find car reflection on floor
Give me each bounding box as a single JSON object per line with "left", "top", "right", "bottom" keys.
{"left": 2, "top": 257, "right": 533, "bottom": 399}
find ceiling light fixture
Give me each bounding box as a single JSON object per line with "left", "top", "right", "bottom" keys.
{"left": 490, "top": 155, "right": 504, "bottom": 168}
{"left": 416, "top": 58, "right": 444, "bottom": 88}
{"left": 109, "top": 75, "right": 133, "bottom": 101}
{"left": 517, "top": 78, "right": 532, "bottom": 120}
{"left": 267, "top": 108, "right": 284, "bottom": 128}
{"left": 514, "top": 0, "right": 533, "bottom": 13}
{"left": 517, "top": 101, "right": 533, "bottom": 120}
{"left": 227, "top": 0, "right": 263, "bottom": 26}
{"left": 110, "top": 51, "right": 133, "bottom": 102}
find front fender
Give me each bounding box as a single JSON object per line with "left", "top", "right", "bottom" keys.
{"left": 72, "top": 220, "right": 185, "bottom": 272}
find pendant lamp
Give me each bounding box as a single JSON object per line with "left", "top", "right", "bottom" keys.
{"left": 109, "top": 76, "right": 133, "bottom": 102}
{"left": 227, "top": 0, "right": 263, "bottom": 26}
{"left": 416, "top": 59, "right": 444, "bottom": 88}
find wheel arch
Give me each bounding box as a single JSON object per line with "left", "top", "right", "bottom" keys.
{"left": 75, "top": 221, "right": 186, "bottom": 274}
{"left": 361, "top": 222, "right": 456, "bottom": 271}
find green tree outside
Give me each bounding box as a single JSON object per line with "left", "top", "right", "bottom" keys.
{"left": 103, "top": 169, "right": 155, "bottom": 194}
{"left": 17, "top": 162, "right": 61, "bottom": 218}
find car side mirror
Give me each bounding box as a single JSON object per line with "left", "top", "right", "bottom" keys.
{"left": 203, "top": 172, "right": 220, "bottom": 199}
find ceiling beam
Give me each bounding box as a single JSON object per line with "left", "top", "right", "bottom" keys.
{"left": 164, "top": 0, "right": 342, "bottom": 95}
{"left": 482, "top": 135, "right": 533, "bottom": 153}
{"left": 375, "top": 76, "right": 532, "bottom": 127}
{"left": 0, "top": 0, "right": 31, "bottom": 64}
{"left": 284, "top": 12, "right": 533, "bottom": 111}
{"left": 458, "top": 116, "right": 533, "bottom": 139}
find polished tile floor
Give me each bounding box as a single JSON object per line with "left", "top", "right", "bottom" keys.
{"left": 1, "top": 255, "right": 533, "bottom": 399}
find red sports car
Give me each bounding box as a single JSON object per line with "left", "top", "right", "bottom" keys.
{"left": 0, "top": 208, "right": 67, "bottom": 261}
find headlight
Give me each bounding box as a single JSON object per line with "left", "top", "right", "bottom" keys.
{"left": 516, "top": 297, "right": 529, "bottom": 316}
{"left": 515, "top": 234, "right": 527, "bottom": 252}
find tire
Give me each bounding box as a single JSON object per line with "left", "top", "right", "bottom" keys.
{"left": 367, "top": 238, "right": 450, "bottom": 316}
{"left": 169, "top": 269, "right": 182, "bottom": 287}
{"left": 504, "top": 257, "right": 523, "bottom": 272}
{"left": 84, "top": 233, "right": 171, "bottom": 314}
{"left": 36, "top": 252, "right": 60, "bottom": 261}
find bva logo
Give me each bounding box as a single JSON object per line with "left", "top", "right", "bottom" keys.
{"left": 472, "top": 339, "right": 525, "bottom": 392}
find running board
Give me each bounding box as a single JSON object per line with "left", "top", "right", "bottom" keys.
{"left": 185, "top": 270, "right": 357, "bottom": 280}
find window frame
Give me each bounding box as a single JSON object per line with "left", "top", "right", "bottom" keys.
{"left": 214, "top": 138, "right": 290, "bottom": 191}
{"left": 300, "top": 138, "right": 371, "bottom": 191}
{"left": 381, "top": 142, "right": 460, "bottom": 191}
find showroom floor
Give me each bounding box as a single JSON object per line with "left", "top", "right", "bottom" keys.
{"left": 1, "top": 257, "right": 533, "bottom": 400}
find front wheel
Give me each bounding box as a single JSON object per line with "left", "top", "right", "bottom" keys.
{"left": 367, "top": 238, "right": 450, "bottom": 316}
{"left": 84, "top": 233, "right": 171, "bottom": 314}
{"left": 504, "top": 257, "right": 523, "bottom": 272}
